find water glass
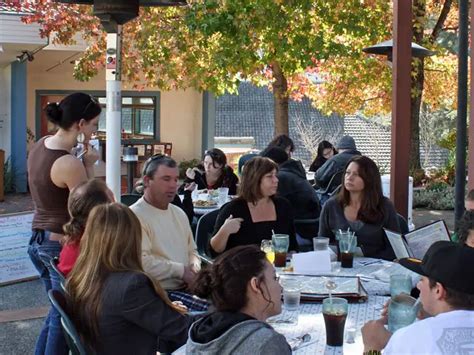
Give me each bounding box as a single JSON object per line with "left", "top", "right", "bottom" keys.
{"left": 272, "top": 234, "right": 289, "bottom": 267}
{"left": 322, "top": 297, "right": 348, "bottom": 346}
{"left": 388, "top": 294, "right": 419, "bottom": 332}
{"left": 313, "top": 237, "right": 329, "bottom": 251}
{"left": 281, "top": 278, "right": 301, "bottom": 311}
{"left": 390, "top": 274, "right": 412, "bottom": 299}
{"left": 217, "top": 187, "right": 229, "bottom": 205}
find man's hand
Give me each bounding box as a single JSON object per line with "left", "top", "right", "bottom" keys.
{"left": 361, "top": 317, "right": 391, "bottom": 352}
{"left": 222, "top": 215, "right": 243, "bottom": 235}
{"left": 182, "top": 265, "right": 197, "bottom": 287}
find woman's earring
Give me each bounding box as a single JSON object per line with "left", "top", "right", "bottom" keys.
{"left": 77, "top": 132, "right": 85, "bottom": 144}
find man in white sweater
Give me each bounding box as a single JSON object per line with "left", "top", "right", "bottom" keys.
{"left": 131, "top": 154, "right": 205, "bottom": 310}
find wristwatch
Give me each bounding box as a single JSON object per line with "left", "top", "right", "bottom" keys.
{"left": 363, "top": 351, "right": 382, "bottom": 355}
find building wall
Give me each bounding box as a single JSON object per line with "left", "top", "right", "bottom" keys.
{"left": 0, "top": 66, "right": 11, "bottom": 158}
{"left": 25, "top": 49, "right": 203, "bottom": 162}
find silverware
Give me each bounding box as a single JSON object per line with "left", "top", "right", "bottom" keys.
{"left": 291, "top": 333, "right": 311, "bottom": 350}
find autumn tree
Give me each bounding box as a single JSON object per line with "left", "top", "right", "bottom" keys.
{"left": 12, "top": 0, "right": 389, "bottom": 136}
{"left": 305, "top": 0, "right": 458, "bottom": 171}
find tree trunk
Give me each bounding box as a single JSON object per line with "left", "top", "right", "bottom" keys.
{"left": 272, "top": 62, "right": 289, "bottom": 136}
{"left": 409, "top": 0, "right": 425, "bottom": 172}
{"left": 409, "top": 59, "right": 424, "bottom": 172}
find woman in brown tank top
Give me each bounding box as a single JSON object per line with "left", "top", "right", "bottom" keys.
{"left": 27, "top": 92, "right": 101, "bottom": 355}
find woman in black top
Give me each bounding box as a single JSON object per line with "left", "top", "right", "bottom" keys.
{"left": 66, "top": 203, "right": 192, "bottom": 354}
{"left": 309, "top": 140, "right": 337, "bottom": 173}
{"left": 179, "top": 148, "right": 239, "bottom": 195}
{"left": 210, "top": 157, "right": 296, "bottom": 255}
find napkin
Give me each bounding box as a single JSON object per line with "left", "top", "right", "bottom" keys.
{"left": 293, "top": 251, "right": 331, "bottom": 274}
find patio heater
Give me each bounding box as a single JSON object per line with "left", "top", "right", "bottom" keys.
{"left": 362, "top": 37, "right": 434, "bottom": 220}
{"left": 55, "top": 0, "right": 186, "bottom": 200}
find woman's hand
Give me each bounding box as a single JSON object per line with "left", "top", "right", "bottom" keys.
{"left": 186, "top": 168, "right": 196, "bottom": 180}
{"left": 82, "top": 143, "right": 100, "bottom": 167}
{"left": 222, "top": 215, "right": 244, "bottom": 235}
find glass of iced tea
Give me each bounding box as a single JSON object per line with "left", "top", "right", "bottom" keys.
{"left": 272, "top": 234, "right": 289, "bottom": 267}
{"left": 260, "top": 239, "right": 275, "bottom": 264}
{"left": 322, "top": 297, "right": 348, "bottom": 346}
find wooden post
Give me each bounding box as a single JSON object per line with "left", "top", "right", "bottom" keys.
{"left": 390, "top": 0, "right": 412, "bottom": 219}
{"left": 0, "top": 149, "right": 5, "bottom": 201}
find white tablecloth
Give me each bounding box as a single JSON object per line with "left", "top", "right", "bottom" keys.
{"left": 271, "top": 295, "right": 389, "bottom": 354}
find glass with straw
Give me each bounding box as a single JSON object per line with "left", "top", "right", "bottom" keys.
{"left": 338, "top": 230, "right": 357, "bottom": 268}
{"left": 272, "top": 231, "right": 289, "bottom": 267}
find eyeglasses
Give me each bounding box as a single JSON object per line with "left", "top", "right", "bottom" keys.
{"left": 142, "top": 154, "right": 167, "bottom": 176}
{"left": 81, "top": 96, "right": 99, "bottom": 117}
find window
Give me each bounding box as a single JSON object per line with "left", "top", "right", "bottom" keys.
{"left": 97, "top": 96, "right": 157, "bottom": 138}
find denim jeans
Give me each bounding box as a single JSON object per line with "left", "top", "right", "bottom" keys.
{"left": 28, "top": 229, "right": 68, "bottom": 355}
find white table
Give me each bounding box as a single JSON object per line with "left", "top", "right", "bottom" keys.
{"left": 270, "top": 295, "right": 389, "bottom": 354}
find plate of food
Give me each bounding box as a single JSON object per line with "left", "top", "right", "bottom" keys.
{"left": 193, "top": 199, "right": 218, "bottom": 209}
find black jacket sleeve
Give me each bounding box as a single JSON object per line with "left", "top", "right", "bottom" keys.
{"left": 121, "top": 274, "right": 192, "bottom": 353}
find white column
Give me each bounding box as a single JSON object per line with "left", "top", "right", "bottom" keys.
{"left": 105, "top": 28, "right": 122, "bottom": 200}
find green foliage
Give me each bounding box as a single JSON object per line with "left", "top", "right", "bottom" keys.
{"left": 178, "top": 158, "right": 201, "bottom": 180}
{"left": 3, "top": 157, "right": 15, "bottom": 194}
{"left": 413, "top": 185, "right": 454, "bottom": 210}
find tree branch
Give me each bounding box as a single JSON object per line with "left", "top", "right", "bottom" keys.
{"left": 430, "top": 0, "right": 453, "bottom": 43}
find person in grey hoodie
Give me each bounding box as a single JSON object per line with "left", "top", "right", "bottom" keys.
{"left": 186, "top": 245, "right": 291, "bottom": 355}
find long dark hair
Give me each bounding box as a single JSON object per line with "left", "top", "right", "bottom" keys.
{"left": 192, "top": 245, "right": 271, "bottom": 311}
{"left": 45, "top": 92, "right": 101, "bottom": 130}
{"left": 204, "top": 148, "right": 235, "bottom": 187}
{"left": 337, "top": 155, "right": 385, "bottom": 224}
{"left": 309, "top": 140, "right": 336, "bottom": 172}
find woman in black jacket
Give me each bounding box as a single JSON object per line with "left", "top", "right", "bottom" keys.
{"left": 66, "top": 203, "right": 192, "bottom": 354}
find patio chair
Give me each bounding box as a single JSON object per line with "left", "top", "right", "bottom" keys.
{"left": 50, "top": 257, "right": 66, "bottom": 287}
{"left": 397, "top": 213, "right": 409, "bottom": 234}
{"left": 294, "top": 218, "right": 320, "bottom": 252}
{"left": 315, "top": 170, "right": 344, "bottom": 205}
{"left": 195, "top": 209, "right": 219, "bottom": 265}
{"left": 120, "top": 193, "right": 141, "bottom": 207}
{"left": 48, "top": 289, "right": 91, "bottom": 355}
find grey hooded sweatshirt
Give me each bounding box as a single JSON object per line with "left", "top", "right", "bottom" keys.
{"left": 185, "top": 311, "right": 291, "bottom": 355}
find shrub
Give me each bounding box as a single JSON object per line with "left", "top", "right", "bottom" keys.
{"left": 413, "top": 185, "right": 455, "bottom": 210}
{"left": 178, "top": 158, "right": 201, "bottom": 180}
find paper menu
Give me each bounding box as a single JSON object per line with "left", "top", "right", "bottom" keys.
{"left": 292, "top": 250, "right": 331, "bottom": 274}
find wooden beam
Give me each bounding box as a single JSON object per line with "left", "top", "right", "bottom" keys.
{"left": 390, "top": 0, "right": 412, "bottom": 219}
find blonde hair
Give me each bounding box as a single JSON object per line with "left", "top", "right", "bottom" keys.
{"left": 66, "top": 203, "right": 182, "bottom": 346}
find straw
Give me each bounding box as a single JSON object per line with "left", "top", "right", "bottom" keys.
{"left": 272, "top": 229, "right": 275, "bottom": 236}
{"left": 412, "top": 297, "right": 421, "bottom": 310}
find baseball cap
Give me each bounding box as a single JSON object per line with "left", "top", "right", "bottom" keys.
{"left": 399, "top": 241, "right": 474, "bottom": 294}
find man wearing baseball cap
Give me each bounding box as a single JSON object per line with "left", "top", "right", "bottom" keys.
{"left": 362, "top": 241, "right": 474, "bottom": 354}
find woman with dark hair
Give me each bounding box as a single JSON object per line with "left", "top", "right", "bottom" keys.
{"left": 309, "top": 140, "right": 337, "bottom": 173}
{"left": 186, "top": 245, "right": 291, "bottom": 354}
{"left": 318, "top": 155, "right": 400, "bottom": 260}
{"left": 210, "top": 157, "right": 296, "bottom": 255}
{"left": 268, "top": 134, "right": 295, "bottom": 157}
{"left": 57, "top": 179, "right": 114, "bottom": 276}
{"left": 67, "top": 203, "right": 192, "bottom": 354}
{"left": 28, "top": 92, "right": 101, "bottom": 355}
{"left": 180, "top": 148, "right": 239, "bottom": 195}
{"left": 455, "top": 210, "right": 474, "bottom": 248}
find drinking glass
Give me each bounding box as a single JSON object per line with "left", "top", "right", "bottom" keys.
{"left": 272, "top": 234, "right": 289, "bottom": 267}
{"left": 217, "top": 187, "right": 229, "bottom": 205}
{"left": 260, "top": 239, "right": 275, "bottom": 264}
{"left": 388, "top": 294, "right": 419, "bottom": 332}
{"left": 313, "top": 237, "right": 329, "bottom": 251}
{"left": 338, "top": 232, "right": 357, "bottom": 268}
{"left": 322, "top": 297, "right": 348, "bottom": 346}
{"left": 390, "top": 274, "right": 412, "bottom": 299}
{"left": 280, "top": 278, "right": 301, "bottom": 311}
